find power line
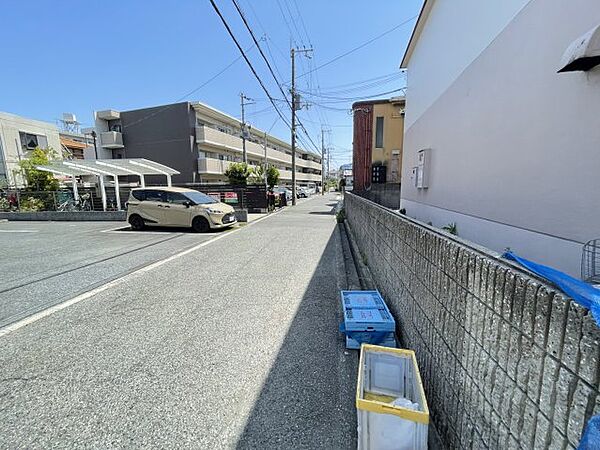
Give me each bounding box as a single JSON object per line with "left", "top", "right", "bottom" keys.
{"left": 297, "top": 72, "right": 404, "bottom": 97}
{"left": 295, "top": 15, "right": 418, "bottom": 80}
{"left": 314, "top": 71, "right": 403, "bottom": 91}
{"left": 290, "top": 0, "right": 312, "bottom": 46}
{"left": 230, "top": 0, "right": 321, "bottom": 154}
{"left": 305, "top": 87, "right": 406, "bottom": 103}
{"left": 208, "top": 0, "right": 292, "bottom": 134}
{"left": 280, "top": 0, "right": 306, "bottom": 48}
{"left": 275, "top": 0, "right": 295, "bottom": 44}
{"left": 122, "top": 43, "right": 254, "bottom": 130}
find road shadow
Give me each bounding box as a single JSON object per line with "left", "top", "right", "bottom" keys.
{"left": 308, "top": 209, "right": 336, "bottom": 216}
{"left": 111, "top": 225, "right": 235, "bottom": 234}
{"left": 235, "top": 231, "right": 358, "bottom": 449}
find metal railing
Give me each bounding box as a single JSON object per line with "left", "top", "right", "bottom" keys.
{"left": 0, "top": 189, "right": 111, "bottom": 212}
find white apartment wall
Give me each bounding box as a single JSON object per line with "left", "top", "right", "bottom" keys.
{"left": 401, "top": 0, "right": 600, "bottom": 277}
{"left": 0, "top": 112, "right": 62, "bottom": 186}
{"left": 404, "top": 0, "right": 530, "bottom": 129}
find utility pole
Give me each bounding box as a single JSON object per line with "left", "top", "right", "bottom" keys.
{"left": 91, "top": 130, "right": 98, "bottom": 160}
{"left": 240, "top": 93, "right": 253, "bottom": 163}
{"left": 263, "top": 131, "right": 268, "bottom": 192}
{"left": 321, "top": 127, "right": 326, "bottom": 195}
{"left": 290, "top": 46, "right": 312, "bottom": 206}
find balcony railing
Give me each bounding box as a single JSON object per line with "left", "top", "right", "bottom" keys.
{"left": 100, "top": 131, "right": 124, "bottom": 149}
{"left": 197, "top": 157, "right": 322, "bottom": 183}
{"left": 196, "top": 126, "right": 322, "bottom": 171}
{"left": 198, "top": 158, "right": 234, "bottom": 174}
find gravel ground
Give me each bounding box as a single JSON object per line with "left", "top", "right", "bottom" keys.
{"left": 0, "top": 194, "right": 357, "bottom": 449}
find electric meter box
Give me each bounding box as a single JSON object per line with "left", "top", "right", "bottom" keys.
{"left": 416, "top": 148, "right": 431, "bottom": 189}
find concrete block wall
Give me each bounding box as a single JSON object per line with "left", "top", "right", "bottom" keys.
{"left": 356, "top": 183, "right": 401, "bottom": 209}
{"left": 344, "top": 193, "right": 600, "bottom": 449}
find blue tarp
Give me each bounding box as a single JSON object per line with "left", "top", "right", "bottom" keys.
{"left": 578, "top": 415, "right": 600, "bottom": 449}
{"left": 502, "top": 251, "right": 600, "bottom": 327}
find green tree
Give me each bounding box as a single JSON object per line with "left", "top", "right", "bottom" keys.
{"left": 18, "top": 147, "right": 59, "bottom": 191}
{"left": 266, "top": 165, "right": 279, "bottom": 188}
{"left": 225, "top": 162, "right": 251, "bottom": 186}
{"left": 249, "top": 164, "right": 265, "bottom": 184}
{"left": 249, "top": 164, "right": 279, "bottom": 188}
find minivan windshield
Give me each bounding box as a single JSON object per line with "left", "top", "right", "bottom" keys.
{"left": 184, "top": 191, "right": 218, "bottom": 205}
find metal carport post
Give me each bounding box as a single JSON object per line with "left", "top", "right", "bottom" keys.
{"left": 35, "top": 166, "right": 80, "bottom": 204}
{"left": 64, "top": 161, "right": 122, "bottom": 211}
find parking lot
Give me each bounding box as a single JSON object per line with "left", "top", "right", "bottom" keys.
{"left": 0, "top": 220, "right": 237, "bottom": 329}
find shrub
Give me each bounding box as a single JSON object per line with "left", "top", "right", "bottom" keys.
{"left": 0, "top": 197, "right": 10, "bottom": 211}
{"left": 225, "top": 162, "right": 251, "bottom": 186}
{"left": 20, "top": 196, "right": 44, "bottom": 212}
{"left": 442, "top": 222, "right": 458, "bottom": 236}
{"left": 336, "top": 207, "right": 346, "bottom": 223}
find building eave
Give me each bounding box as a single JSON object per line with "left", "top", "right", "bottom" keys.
{"left": 400, "top": 0, "right": 434, "bottom": 69}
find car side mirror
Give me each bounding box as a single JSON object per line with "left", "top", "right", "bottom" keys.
{"left": 183, "top": 201, "right": 191, "bottom": 208}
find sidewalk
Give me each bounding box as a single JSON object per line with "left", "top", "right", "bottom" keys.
{"left": 0, "top": 193, "right": 358, "bottom": 449}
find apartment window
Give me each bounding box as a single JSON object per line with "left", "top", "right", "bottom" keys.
{"left": 19, "top": 132, "right": 48, "bottom": 151}
{"left": 375, "top": 117, "right": 384, "bottom": 148}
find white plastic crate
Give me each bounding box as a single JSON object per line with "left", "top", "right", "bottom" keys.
{"left": 356, "top": 344, "right": 429, "bottom": 450}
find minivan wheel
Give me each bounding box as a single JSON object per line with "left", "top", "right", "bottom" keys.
{"left": 192, "top": 216, "right": 210, "bottom": 233}
{"left": 129, "top": 214, "right": 145, "bottom": 231}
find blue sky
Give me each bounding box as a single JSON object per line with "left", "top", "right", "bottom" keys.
{"left": 0, "top": 0, "right": 422, "bottom": 167}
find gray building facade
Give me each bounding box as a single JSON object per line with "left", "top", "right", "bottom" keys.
{"left": 93, "top": 101, "right": 322, "bottom": 186}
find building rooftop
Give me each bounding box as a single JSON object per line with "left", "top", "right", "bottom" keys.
{"left": 400, "top": 0, "right": 434, "bottom": 68}
{"left": 352, "top": 96, "right": 406, "bottom": 109}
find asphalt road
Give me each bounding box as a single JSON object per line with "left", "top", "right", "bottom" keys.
{"left": 0, "top": 194, "right": 357, "bottom": 449}
{"left": 0, "top": 221, "right": 230, "bottom": 328}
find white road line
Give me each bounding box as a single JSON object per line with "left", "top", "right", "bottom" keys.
{"left": 0, "top": 230, "right": 38, "bottom": 233}
{"left": 0, "top": 207, "right": 285, "bottom": 338}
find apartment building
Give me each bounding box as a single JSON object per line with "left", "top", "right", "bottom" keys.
{"left": 352, "top": 97, "right": 405, "bottom": 191}
{"left": 0, "top": 111, "right": 62, "bottom": 187}
{"left": 93, "top": 101, "right": 322, "bottom": 186}
{"left": 400, "top": 0, "right": 600, "bottom": 277}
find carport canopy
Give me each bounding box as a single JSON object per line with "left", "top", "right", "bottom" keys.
{"left": 35, "top": 158, "right": 180, "bottom": 211}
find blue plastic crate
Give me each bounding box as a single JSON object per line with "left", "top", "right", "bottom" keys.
{"left": 341, "top": 290, "right": 387, "bottom": 310}
{"left": 345, "top": 333, "right": 396, "bottom": 350}
{"left": 343, "top": 308, "right": 395, "bottom": 332}
{"left": 340, "top": 291, "right": 397, "bottom": 350}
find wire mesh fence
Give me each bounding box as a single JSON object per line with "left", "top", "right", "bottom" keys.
{"left": 582, "top": 239, "right": 600, "bottom": 284}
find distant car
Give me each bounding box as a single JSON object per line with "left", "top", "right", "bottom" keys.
{"left": 305, "top": 186, "right": 316, "bottom": 195}
{"left": 273, "top": 187, "right": 292, "bottom": 201}
{"left": 297, "top": 187, "right": 308, "bottom": 198}
{"left": 126, "top": 187, "right": 237, "bottom": 232}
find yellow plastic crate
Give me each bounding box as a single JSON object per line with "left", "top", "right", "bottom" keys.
{"left": 356, "top": 344, "right": 430, "bottom": 450}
